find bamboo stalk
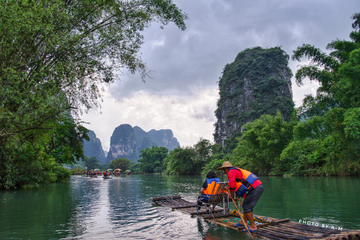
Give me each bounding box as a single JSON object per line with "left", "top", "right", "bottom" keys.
{"left": 172, "top": 204, "right": 198, "bottom": 209}
{"left": 151, "top": 195, "right": 181, "bottom": 201}
{"left": 202, "top": 212, "right": 233, "bottom": 219}
{"left": 230, "top": 194, "right": 254, "bottom": 238}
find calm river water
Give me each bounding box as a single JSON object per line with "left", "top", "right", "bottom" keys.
{"left": 1, "top": 175, "right": 360, "bottom": 239}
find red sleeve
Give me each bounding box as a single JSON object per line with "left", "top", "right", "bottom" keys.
{"left": 227, "top": 169, "right": 242, "bottom": 191}
{"left": 252, "top": 179, "right": 262, "bottom": 188}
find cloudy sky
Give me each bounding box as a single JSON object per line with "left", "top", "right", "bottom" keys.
{"left": 81, "top": 0, "right": 360, "bottom": 151}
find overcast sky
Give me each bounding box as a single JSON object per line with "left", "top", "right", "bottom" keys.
{"left": 81, "top": 0, "right": 360, "bottom": 151}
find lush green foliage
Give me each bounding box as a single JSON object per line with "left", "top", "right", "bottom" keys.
{"left": 83, "top": 156, "right": 102, "bottom": 171}
{"left": 162, "top": 147, "right": 197, "bottom": 174}
{"left": 0, "top": 146, "right": 71, "bottom": 189}
{"left": 201, "top": 153, "right": 231, "bottom": 177}
{"left": 0, "top": 0, "right": 187, "bottom": 188}
{"left": 138, "top": 146, "right": 168, "bottom": 173}
{"left": 43, "top": 113, "right": 89, "bottom": 165}
{"left": 284, "top": 12, "right": 360, "bottom": 175}
{"left": 162, "top": 139, "right": 221, "bottom": 175}
{"left": 0, "top": 112, "right": 84, "bottom": 189}
{"left": 109, "top": 158, "right": 131, "bottom": 171}
{"left": 231, "top": 112, "right": 296, "bottom": 175}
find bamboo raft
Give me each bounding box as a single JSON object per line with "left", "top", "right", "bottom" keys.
{"left": 152, "top": 195, "right": 360, "bottom": 240}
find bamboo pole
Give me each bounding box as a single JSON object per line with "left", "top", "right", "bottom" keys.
{"left": 229, "top": 191, "right": 254, "bottom": 239}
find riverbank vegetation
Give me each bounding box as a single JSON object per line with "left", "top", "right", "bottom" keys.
{"left": 70, "top": 167, "right": 86, "bottom": 175}
{"left": 109, "top": 158, "right": 131, "bottom": 172}
{"left": 279, "top": 13, "right": 360, "bottom": 176}
{"left": 0, "top": 0, "right": 187, "bottom": 189}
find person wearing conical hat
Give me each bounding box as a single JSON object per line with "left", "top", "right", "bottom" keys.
{"left": 218, "top": 161, "right": 263, "bottom": 233}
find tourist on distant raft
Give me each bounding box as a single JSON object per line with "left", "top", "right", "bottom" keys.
{"left": 195, "top": 171, "right": 221, "bottom": 213}
{"left": 218, "top": 161, "right": 263, "bottom": 233}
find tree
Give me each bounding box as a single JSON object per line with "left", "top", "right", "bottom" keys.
{"left": 109, "top": 158, "right": 131, "bottom": 171}
{"left": 0, "top": 111, "right": 84, "bottom": 189}
{"left": 138, "top": 146, "right": 168, "bottom": 173}
{"left": 162, "top": 139, "right": 220, "bottom": 175}
{"left": 289, "top": 12, "right": 360, "bottom": 175}
{"left": 43, "top": 112, "right": 89, "bottom": 165}
{"left": 163, "top": 147, "right": 198, "bottom": 175}
{"left": 0, "top": 0, "right": 187, "bottom": 188}
{"left": 0, "top": 0, "right": 187, "bottom": 140}
{"left": 193, "top": 138, "right": 213, "bottom": 162}
{"left": 292, "top": 13, "right": 360, "bottom": 112}
{"left": 83, "top": 157, "right": 101, "bottom": 171}
{"left": 231, "top": 112, "right": 295, "bottom": 175}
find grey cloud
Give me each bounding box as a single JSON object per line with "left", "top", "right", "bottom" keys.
{"left": 109, "top": 0, "right": 360, "bottom": 101}
{"left": 189, "top": 105, "right": 217, "bottom": 122}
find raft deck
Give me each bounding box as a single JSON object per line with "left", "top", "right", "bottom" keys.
{"left": 152, "top": 195, "right": 360, "bottom": 240}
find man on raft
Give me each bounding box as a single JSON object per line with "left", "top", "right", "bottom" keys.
{"left": 218, "top": 161, "right": 264, "bottom": 233}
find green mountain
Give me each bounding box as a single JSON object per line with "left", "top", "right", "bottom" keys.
{"left": 214, "top": 46, "right": 294, "bottom": 148}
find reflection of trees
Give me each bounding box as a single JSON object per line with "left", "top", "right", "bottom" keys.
{"left": 0, "top": 178, "right": 76, "bottom": 239}
{"left": 139, "top": 174, "right": 205, "bottom": 198}
{"left": 255, "top": 177, "right": 360, "bottom": 229}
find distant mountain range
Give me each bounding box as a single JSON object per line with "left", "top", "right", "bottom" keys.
{"left": 83, "top": 124, "right": 180, "bottom": 163}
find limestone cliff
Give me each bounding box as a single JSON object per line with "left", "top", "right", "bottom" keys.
{"left": 83, "top": 130, "right": 106, "bottom": 163}
{"left": 106, "top": 124, "right": 180, "bottom": 163}
{"left": 214, "top": 47, "right": 294, "bottom": 147}
{"left": 148, "top": 129, "right": 179, "bottom": 151}
{"left": 133, "top": 126, "right": 155, "bottom": 151}
{"left": 106, "top": 124, "right": 138, "bottom": 163}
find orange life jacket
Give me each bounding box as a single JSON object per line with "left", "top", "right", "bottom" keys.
{"left": 202, "top": 178, "right": 220, "bottom": 197}
{"left": 229, "top": 167, "right": 258, "bottom": 197}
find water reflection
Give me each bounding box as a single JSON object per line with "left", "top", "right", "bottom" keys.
{"left": 0, "top": 175, "right": 359, "bottom": 239}
{"left": 256, "top": 176, "right": 360, "bottom": 230}
{"left": 0, "top": 181, "right": 76, "bottom": 239}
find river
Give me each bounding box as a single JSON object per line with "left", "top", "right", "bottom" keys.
{"left": 1, "top": 175, "right": 359, "bottom": 239}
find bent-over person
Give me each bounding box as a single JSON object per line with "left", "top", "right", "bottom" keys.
{"left": 218, "top": 161, "right": 263, "bottom": 233}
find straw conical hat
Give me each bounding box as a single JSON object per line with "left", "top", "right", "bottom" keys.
{"left": 217, "top": 161, "right": 234, "bottom": 170}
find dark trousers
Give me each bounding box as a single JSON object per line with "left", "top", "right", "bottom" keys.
{"left": 242, "top": 184, "right": 263, "bottom": 213}
{"left": 196, "top": 195, "right": 209, "bottom": 210}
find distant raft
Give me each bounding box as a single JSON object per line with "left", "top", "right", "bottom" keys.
{"left": 113, "top": 169, "right": 121, "bottom": 176}
{"left": 152, "top": 195, "right": 360, "bottom": 240}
